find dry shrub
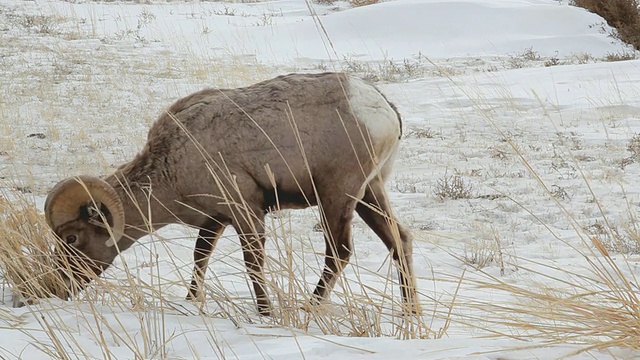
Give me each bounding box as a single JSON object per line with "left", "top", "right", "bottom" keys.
{"left": 0, "top": 194, "right": 67, "bottom": 305}
{"left": 571, "top": 0, "right": 640, "bottom": 51}
{"left": 628, "top": 133, "right": 640, "bottom": 159}
{"left": 349, "top": 0, "right": 381, "bottom": 6}
{"left": 313, "top": 0, "right": 381, "bottom": 6}
{"left": 603, "top": 50, "right": 638, "bottom": 61}
{"left": 433, "top": 173, "right": 474, "bottom": 200}
{"left": 584, "top": 221, "right": 640, "bottom": 254}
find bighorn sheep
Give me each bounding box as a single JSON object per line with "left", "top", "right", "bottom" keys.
{"left": 44, "top": 72, "right": 416, "bottom": 315}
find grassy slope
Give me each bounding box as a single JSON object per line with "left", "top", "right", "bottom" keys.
{"left": 1, "top": 1, "right": 640, "bottom": 358}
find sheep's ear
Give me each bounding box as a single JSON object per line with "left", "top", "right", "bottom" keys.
{"left": 85, "top": 203, "right": 112, "bottom": 224}
{"left": 87, "top": 203, "right": 101, "bottom": 219}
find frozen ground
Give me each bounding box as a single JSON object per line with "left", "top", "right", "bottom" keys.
{"left": 1, "top": 0, "right": 640, "bottom": 359}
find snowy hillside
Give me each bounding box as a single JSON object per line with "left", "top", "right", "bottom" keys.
{"left": 0, "top": 0, "right": 639, "bottom": 359}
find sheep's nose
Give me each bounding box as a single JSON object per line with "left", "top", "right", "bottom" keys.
{"left": 11, "top": 293, "right": 31, "bottom": 307}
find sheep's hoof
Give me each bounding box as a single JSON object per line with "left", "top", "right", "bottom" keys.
{"left": 300, "top": 296, "right": 324, "bottom": 313}
{"left": 403, "top": 300, "right": 422, "bottom": 317}
{"left": 185, "top": 289, "right": 205, "bottom": 303}
{"left": 258, "top": 306, "right": 271, "bottom": 317}
{"left": 257, "top": 299, "right": 272, "bottom": 317}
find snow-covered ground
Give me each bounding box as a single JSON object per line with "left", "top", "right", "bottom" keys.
{"left": 1, "top": 0, "right": 640, "bottom": 358}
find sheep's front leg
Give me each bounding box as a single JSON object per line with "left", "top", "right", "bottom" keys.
{"left": 312, "top": 200, "right": 357, "bottom": 303}
{"left": 187, "top": 222, "right": 226, "bottom": 301}
{"left": 235, "top": 218, "right": 271, "bottom": 316}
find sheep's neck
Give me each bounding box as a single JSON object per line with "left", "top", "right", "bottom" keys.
{"left": 105, "top": 173, "right": 175, "bottom": 251}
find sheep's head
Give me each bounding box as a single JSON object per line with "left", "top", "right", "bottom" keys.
{"left": 44, "top": 176, "right": 125, "bottom": 297}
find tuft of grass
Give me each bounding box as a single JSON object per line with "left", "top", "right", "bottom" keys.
{"left": 463, "top": 239, "right": 498, "bottom": 270}
{"left": 567, "top": 52, "right": 596, "bottom": 64}
{"left": 507, "top": 47, "right": 542, "bottom": 69}
{"left": 349, "top": 0, "right": 381, "bottom": 6}
{"left": 0, "top": 192, "right": 68, "bottom": 306}
{"left": 619, "top": 133, "right": 640, "bottom": 168}
{"left": 584, "top": 220, "right": 640, "bottom": 254}
{"left": 433, "top": 173, "right": 474, "bottom": 200}
{"left": 313, "top": 0, "right": 381, "bottom": 6}
{"left": 602, "top": 50, "right": 638, "bottom": 61}
{"left": 407, "top": 127, "right": 440, "bottom": 139}
{"left": 627, "top": 133, "right": 640, "bottom": 160}
{"left": 460, "top": 224, "right": 517, "bottom": 276}
{"left": 342, "top": 54, "right": 428, "bottom": 82}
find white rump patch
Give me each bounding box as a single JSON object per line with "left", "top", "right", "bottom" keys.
{"left": 347, "top": 75, "right": 402, "bottom": 199}
{"left": 346, "top": 75, "right": 401, "bottom": 147}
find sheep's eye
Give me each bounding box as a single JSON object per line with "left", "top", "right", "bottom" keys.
{"left": 65, "top": 235, "right": 77, "bottom": 245}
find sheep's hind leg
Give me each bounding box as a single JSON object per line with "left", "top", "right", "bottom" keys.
{"left": 355, "top": 179, "right": 419, "bottom": 315}
{"left": 187, "top": 222, "right": 226, "bottom": 301}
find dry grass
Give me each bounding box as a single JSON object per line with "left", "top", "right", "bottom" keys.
{"left": 313, "top": 0, "right": 382, "bottom": 6}
{"left": 341, "top": 53, "right": 429, "bottom": 82}
{"left": 433, "top": 173, "right": 474, "bottom": 200}
{"left": 628, "top": 134, "right": 640, "bottom": 160}
{"left": 471, "top": 127, "right": 640, "bottom": 351}
{"left": 466, "top": 255, "right": 640, "bottom": 350}
{"left": 0, "top": 193, "right": 68, "bottom": 305}
{"left": 0, "top": 187, "right": 434, "bottom": 349}
{"left": 2, "top": 1, "right": 640, "bottom": 357}
{"left": 603, "top": 50, "right": 639, "bottom": 61}
{"left": 439, "top": 151, "right": 640, "bottom": 352}
{"left": 571, "top": 0, "right": 640, "bottom": 51}
{"left": 425, "top": 55, "right": 640, "bottom": 352}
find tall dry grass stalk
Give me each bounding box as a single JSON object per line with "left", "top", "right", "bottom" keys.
{"left": 466, "top": 256, "right": 640, "bottom": 351}
{"left": 441, "top": 70, "right": 640, "bottom": 350}
{"left": 0, "top": 192, "right": 68, "bottom": 306}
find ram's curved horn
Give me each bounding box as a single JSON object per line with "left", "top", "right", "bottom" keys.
{"left": 44, "top": 176, "right": 125, "bottom": 247}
